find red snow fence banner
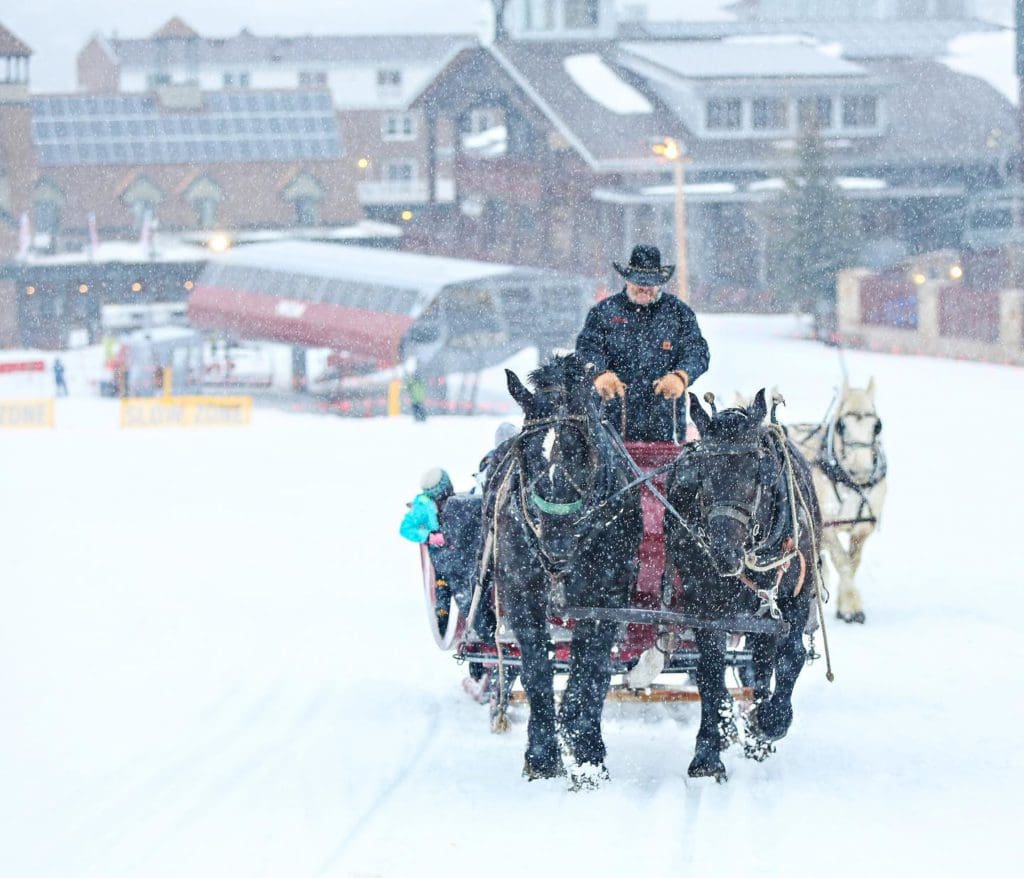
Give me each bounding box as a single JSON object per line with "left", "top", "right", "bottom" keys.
{"left": 0, "top": 360, "right": 45, "bottom": 374}
{"left": 120, "top": 396, "right": 253, "bottom": 429}
{"left": 0, "top": 399, "right": 55, "bottom": 429}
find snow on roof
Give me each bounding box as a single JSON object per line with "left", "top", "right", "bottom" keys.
{"left": 942, "top": 30, "right": 1017, "bottom": 106}
{"left": 643, "top": 0, "right": 736, "bottom": 22}
{"left": 23, "top": 240, "right": 207, "bottom": 266}
{"left": 836, "top": 177, "right": 887, "bottom": 191}
{"left": 642, "top": 182, "right": 738, "bottom": 196}
{"left": 216, "top": 242, "right": 526, "bottom": 296}
{"left": 620, "top": 40, "right": 866, "bottom": 79}
{"left": 563, "top": 53, "right": 653, "bottom": 115}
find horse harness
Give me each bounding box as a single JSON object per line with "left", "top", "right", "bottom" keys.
{"left": 794, "top": 407, "right": 887, "bottom": 529}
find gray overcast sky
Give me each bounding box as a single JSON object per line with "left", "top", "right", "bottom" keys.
{"left": 4, "top": 0, "right": 703, "bottom": 92}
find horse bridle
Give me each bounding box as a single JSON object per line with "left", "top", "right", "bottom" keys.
{"left": 823, "top": 408, "right": 887, "bottom": 490}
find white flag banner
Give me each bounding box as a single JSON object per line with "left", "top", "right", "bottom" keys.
{"left": 87, "top": 212, "right": 99, "bottom": 259}
{"left": 17, "top": 212, "right": 30, "bottom": 260}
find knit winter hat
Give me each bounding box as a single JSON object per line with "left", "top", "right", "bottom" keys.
{"left": 420, "top": 467, "right": 453, "bottom": 499}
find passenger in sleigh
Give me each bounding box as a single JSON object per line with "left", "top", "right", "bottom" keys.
{"left": 576, "top": 244, "right": 711, "bottom": 442}
{"left": 399, "top": 467, "right": 489, "bottom": 637}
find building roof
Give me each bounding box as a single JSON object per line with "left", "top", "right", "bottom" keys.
{"left": 30, "top": 90, "right": 342, "bottom": 167}
{"left": 419, "top": 39, "right": 1013, "bottom": 178}
{"left": 106, "top": 30, "right": 473, "bottom": 69}
{"left": 215, "top": 241, "right": 522, "bottom": 307}
{"left": 484, "top": 41, "right": 674, "bottom": 171}
{"left": 619, "top": 38, "right": 866, "bottom": 79}
{"left": 0, "top": 23, "right": 32, "bottom": 56}
{"left": 616, "top": 17, "right": 1005, "bottom": 60}
{"left": 151, "top": 17, "right": 200, "bottom": 40}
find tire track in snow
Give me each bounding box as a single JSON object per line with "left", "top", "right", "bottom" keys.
{"left": 312, "top": 696, "right": 442, "bottom": 877}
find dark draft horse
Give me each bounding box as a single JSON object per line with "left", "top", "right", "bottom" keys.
{"left": 486, "top": 355, "right": 642, "bottom": 787}
{"left": 666, "top": 390, "right": 823, "bottom": 781}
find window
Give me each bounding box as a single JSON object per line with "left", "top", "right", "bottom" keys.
{"left": 897, "top": 0, "right": 928, "bottom": 17}
{"left": 238, "top": 72, "right": 250, "bottom": 88}
{"left": 384, "top": 161, "right": 416, "bottom": 183}
{"left": 751, "top": 98, "right": 788, "bottom": 131}
{"left": 382, "top": 113, "right": 417, "bottom": 141}
{"left": 842, "top": 95, "right": 878, "bottom": 129}
{"left": 564, "top": 0, "right": 600, "bottom": 29}
{"left": 295, "top": 197, "right": 319, "bottom": 227}
{"left": 377, "top": 69, "right": 402, "bottom": 88}
{"left": 706, "top": 98, "right": 742, "bottom": 131}
{"left": 468, "top": 108, "right": 497, "bottom": 133}
{"left": 797, "top": 97, "right": 833, "bottom": 131}
{"left": 523, "top": 0, "right": 556, "bottom": 31}
{"left": 225, "top": 71, "right": 251, "bottom": 88}
{"left": 195, "top": 198, "right": 218, "bottom": 229}
{"left": 299, "top": 71, "right": 328, "bottom": 87}
{"left": 147, "top": 72, "right": 172, "bottom": 88}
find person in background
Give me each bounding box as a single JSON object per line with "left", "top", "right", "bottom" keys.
{"left": 407, "top": 371, "right": 428, "bottom": 422}
{"left": 53, "top": 358, "right": 68, "bottom": 397}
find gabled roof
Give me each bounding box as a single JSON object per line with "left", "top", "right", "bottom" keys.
{"left": 152, "top": 17, "right": 199, "bottom": 40}
{"left": 482, "top": 41, "right": 673, "bottom": 172}
{"left": 0, "top": 23, "right": 32, "bottom": 56}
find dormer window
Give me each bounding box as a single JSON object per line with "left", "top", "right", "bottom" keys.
{"left": 706, "top": 99, "right": 742, "bottom": 131}
{"left": 798, "top": 96, "right": 833, "bottom": 131}
{"left": 842, "top": 95, "right": 878, "bottom": 129}
{"left": 564, "top": 0, "right": 600, "bottom": 28}
{"left": 524, "top": 0, "right": 556, "bottom": 31}
{"left": 751, "top": 98, "right": 787, "bottom": 131}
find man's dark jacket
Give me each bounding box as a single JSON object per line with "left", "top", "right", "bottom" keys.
{"left": 576, "top": 289, "right": 710, "bottom": 441}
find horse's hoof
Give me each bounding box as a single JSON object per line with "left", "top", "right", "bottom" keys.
{"left": 837, "top": 609, "right": 866, "bottom": 624}
{"left": 742, "top": 735, "right": 776, "bottom": 762}
{"left": 568, "top": 761, "right": 610, "bottom": 791}
{"left": 749, "top": 700, "right": 792, "bottom": 742}
{"left": 688, "top": 754, "right": 727, "bottom": 782}
{"left": 522, "top": 754, "right": 566, "bottom": 781}
{"left": 689, "top": 738, "right": 727, "bottom": 781}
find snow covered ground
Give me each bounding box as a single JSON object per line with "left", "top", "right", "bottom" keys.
{"left": 1, "top": 315, "right": 1020, "bottom": 876}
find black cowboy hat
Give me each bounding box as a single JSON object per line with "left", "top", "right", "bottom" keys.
{"left": 612, "top": 244, "right": 675, "bottom": 286}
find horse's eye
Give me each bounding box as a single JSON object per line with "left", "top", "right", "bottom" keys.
{"left": 873, "top": 419, "right": 882, "bottom": 435}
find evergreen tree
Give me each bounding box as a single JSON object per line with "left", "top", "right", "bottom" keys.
{"left": 772, "top": 128, "right": 861, "bottom": 332}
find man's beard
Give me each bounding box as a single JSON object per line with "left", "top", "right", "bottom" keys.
{"left": 626, "top": 289, "right": 663, "bottom": 306}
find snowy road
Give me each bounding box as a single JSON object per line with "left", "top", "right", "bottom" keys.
{"left": 1, "top": 316, "right": 1020, "bottom": 876}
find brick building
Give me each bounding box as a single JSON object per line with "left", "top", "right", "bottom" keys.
{"left": 77, "top": 19, "right": 474, "bottom": 221}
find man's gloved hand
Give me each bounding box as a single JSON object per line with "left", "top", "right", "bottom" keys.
{"left": 428, "top": 532, "right": 446, "bottom": 547}
{"left": 653, "top": 370, "right": 689, "bottom": 400}
{"left": 594, "top": 371, "right": 627, "bottom": 400}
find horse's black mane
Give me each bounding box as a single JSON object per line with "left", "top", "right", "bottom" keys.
{"left": 705, "top": 407, "right": 763, "bottom": 443}
{"left": 528, "top": 354, "right": 586, "bottom": 392}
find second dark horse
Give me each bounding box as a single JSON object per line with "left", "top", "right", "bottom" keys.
{"left": 665, "top": 390, "right": 822, "bottom": 781}
{"left": 488, "top": 355, "right": 642, "bottom": 787}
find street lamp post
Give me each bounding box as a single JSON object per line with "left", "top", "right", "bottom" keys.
{"left": 653, "top": 136, "right": 688, "bottom": 300}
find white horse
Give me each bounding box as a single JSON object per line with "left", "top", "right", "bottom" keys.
{"left": 787, "top": 380, "right": 887, "bottom": 623}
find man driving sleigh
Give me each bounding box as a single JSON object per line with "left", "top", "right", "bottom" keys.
{"left": 576, "top": 244, "right": 710, "bottom": 441}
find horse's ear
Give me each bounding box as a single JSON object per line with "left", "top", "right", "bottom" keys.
{"left": 867, "top": 376, "right": 876, "bottom": 400}
{"left": 506, "top": 369, "right": 533, "bottom": 410}
{"left": 688, "top": 392, "right": 711, "bottom": 436}
{"left": 750, "top": 388, "right": 768, "bottom": 423}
